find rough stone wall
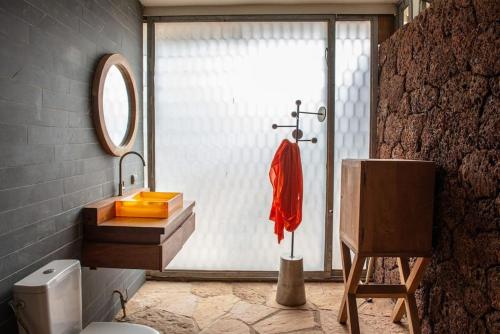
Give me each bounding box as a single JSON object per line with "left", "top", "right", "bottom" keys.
{"left": 374, "top": 0, "right": 499, "bottom": 333}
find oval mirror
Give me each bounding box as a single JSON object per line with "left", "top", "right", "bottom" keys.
{"left": 92, "top": 54, "right": 138, "bottom": 156}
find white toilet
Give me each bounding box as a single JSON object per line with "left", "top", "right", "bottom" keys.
{"left": 13, "top": 259, "right": 158, "bottom": 334}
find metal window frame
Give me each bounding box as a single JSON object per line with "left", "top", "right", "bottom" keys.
{"left": 145, "top": 14, "right": 378, "bottom": 282}
{"left": 419, "top": 0, "right": 432, "bottom": 12}
{"left": 396, "top": 0, "right": 412, "bottom": 27}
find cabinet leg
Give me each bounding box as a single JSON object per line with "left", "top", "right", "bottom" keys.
{"left": 391, "top": 298, "right": 406, "bottom": 323}
{"left": 338, "top": 241, "right": 351, "bottom": 324}
{"left": 346, "top": 292, "right": 360, "bottom": 334}
{"left": 391, "top": 257, "right": 410, "bottom": 322}
{"left": 338, "top": 241, "right": 365, "bottom": 334}
{"left": 391, "top": 258, "right": 430, "bottom": 321}
{"left": 405, "top": 293, "right": 421, "bottom": 334}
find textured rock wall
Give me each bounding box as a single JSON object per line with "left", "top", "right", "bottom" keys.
{"left": 374, "top": 0, "right": 499, "bottom": 333}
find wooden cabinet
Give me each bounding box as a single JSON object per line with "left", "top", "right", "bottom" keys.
{"left": 338, "top": 159, "right": 435, "bottom": 334}
{"left": 82, "top": 188, "right": 195, "bottom": 271}
{"left": 340, "top": 159, "right": 435, "bottom": 257}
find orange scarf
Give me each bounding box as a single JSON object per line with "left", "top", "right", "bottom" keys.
{"left": 269, "top": 139, "right": 303, "bottom": 243}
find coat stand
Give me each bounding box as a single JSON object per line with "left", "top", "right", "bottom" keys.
{"left": 272, "top": 100, "right": 326, "bottom": 307}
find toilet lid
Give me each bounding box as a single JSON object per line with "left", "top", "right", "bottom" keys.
{"left": 81, "top": 322, "right": 159, "bottom": 334}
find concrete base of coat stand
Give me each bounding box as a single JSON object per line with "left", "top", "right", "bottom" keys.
{"left": 276, "top": 255, "right": 306, "bottom": 306}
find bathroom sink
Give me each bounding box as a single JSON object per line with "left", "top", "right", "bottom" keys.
{"left": 115, "top": 191, "right": 183, "bottom": 218}
{"left": 82, "top": 188, "right": 195, "bottom": 270}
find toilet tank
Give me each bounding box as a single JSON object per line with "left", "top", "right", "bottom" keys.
{"left": 13, "top": 260, "right": 82, "bottom": 334}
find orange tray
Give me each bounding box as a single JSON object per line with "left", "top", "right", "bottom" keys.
{"left": 115, "top": 191, "right": 183, "bottom": 218}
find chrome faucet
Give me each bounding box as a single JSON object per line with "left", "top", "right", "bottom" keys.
{"left": 119, "top": 151, "right": 146, "bottom": 196}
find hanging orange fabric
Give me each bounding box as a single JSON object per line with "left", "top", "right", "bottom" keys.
{"left": 269, "top": 139, "right": 303, "bottom": 243}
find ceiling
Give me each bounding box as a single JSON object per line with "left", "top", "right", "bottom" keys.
{"left": 139, "top": 0, "right": 398, "bottom": 6}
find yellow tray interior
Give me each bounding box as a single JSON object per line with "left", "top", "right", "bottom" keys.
{"left": 116, "top": 192, "right": 181, "bottom": 218}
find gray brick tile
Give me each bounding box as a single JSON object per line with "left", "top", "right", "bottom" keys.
{"left": 0, "top": 77, "right": 42, "bottom": 106}
{"left": 12, "top": 64, "right": 71, "bottom": 95}
{"left": 63, "top": 168, "right": 112, "bottom": 194}
{"left": 0, "top": 227, "right": 80, "bottom": 288}
{"left": 28, "top": 125, "right": 97, "bottom": 145}
{"left": 28, "top": 125, "right": 66, "bottom": 145}
{"left": 0, "top": 216, "right": 57, "bottom": 258}
{"left": 0, "top": 197, "right": 62, "bottom": 236}
{"left": 0, "top": 9, "right": 29, "bottom": 44}
{"left": 42, "top": 89, "right": 90, "bottom": 113}
{"left": 0, "top": 124, "right": 27, "bottom": 145}
{"left": 0, "top": 0, "right": 46, "bottom": 27}
{"left": 54, "top": 143, "right": 102, "bottom": 161}
{"left": 68, "top": 111, "right": 93, "bottom": 128}
{"left": 27, "top": 0, "right": 81, "bottom": 32}
{"left": 0, "top": 143, "right": 54, "bottom": 168}
{"left": 0, "top": 100, "right": 69, "bottom": 127}
{"left": 79, "top": 18, "right": 121, "bottom": 54}
{"left": 0, "top": 160, "right": 84, "bottom": 190}
{"left": 61, "top": 184, "right": 103, "bottom": 211}
{"left": 0, "top": 179, "right": 63, "bottom": 212}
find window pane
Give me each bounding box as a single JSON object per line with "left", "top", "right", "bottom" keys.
{"left": 155, "top": 22, "right": 328, "bottom": 271}
{"left": 403, "top": 6, "right": 410, "bottom": 25}
{"left": 333, "top": 21, "right": 371, "bottom": 268}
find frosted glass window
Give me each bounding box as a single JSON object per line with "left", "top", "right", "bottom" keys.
{"left": 155, "top": 22, "right": 327, "bottom": 271}
{"left": 332, "top": 21, "right": 371, "bottom": 268}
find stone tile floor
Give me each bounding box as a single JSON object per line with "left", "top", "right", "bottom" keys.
{"left": 116, "top": 281, "right": 409, "bottom": 333}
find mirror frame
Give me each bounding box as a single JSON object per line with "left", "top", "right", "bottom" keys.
{"left": 92, "top": 53, "right": 138, "bottom": 157}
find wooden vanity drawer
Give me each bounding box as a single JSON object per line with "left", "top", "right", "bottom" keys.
{"left": 83, "top": 200, "right": 195, "bottom": 244}
{"left": 339, "top": 159, "right": 435, "bottom": 256}
{"left": 82, "top": 213, "right": 195, "bottom": 271}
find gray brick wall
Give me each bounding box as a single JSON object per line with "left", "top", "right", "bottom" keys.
{"left": 0, "top": 0, "right": 145, "bottom": 331}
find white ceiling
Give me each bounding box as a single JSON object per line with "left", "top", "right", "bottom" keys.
{"left": 139, "top": 0, "right": 398, "bottom": 6}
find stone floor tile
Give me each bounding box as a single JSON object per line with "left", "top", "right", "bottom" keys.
{"left": 191, "top": 282, "right": 233, "bottom": 297}
{"left": 359, "top": 314, "right": 409, "bottom": 334}
{"left": 124, "top": 309, "right": 198, "bottom": 334}
{"left": 200, "top": 318, "right": 251, "bottom": 334}
{"left": 232, "top": 282, "right": 273, "bottom": 304}
{"left": 193, "top": 294, "right": 240, "bottom": 329}
{"left": 228, "top": 300, "right": 278, "bottom": 324}
{"left": 253, "top": 310, "right": 318, "bottom": 334}
{"left": 305, "top": 283, "right": 324, "bottom": 294}
{"left": 319, "top": 310, "right": 349, "bottom": 334}
{"left": 307, "top": 285, "right": 343, "bottom": 311}
{"left": 357, "top": 298, "right": 395, "bottom": 317}
{"left": 156, "top": 292, "right": 199, "bottom": 317}
{"left": 320, "top": 308, "right": 409, "bottom": 334}
{"left": 126, "top": 293, "right": 162, "bottom": 315}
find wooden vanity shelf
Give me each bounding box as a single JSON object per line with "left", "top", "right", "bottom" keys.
{"left": 82, "top": 188, "right": 195, "bottom": 271}
{"left": 337, "top": 159, "right": 435, "bottom": 334}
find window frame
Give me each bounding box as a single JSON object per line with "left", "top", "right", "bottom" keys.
{"left": 396, "top": 0, "right": 412, "bottom": 27}
{"left": 420, "top": 0, "right": 432, "bottom": 12}
{"left": 145, "top": 14, "right": 379, "bottom": 281}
